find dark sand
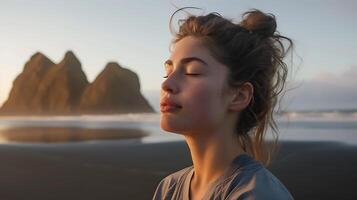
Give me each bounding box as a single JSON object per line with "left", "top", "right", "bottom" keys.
{"left": 0, "top": 139, "right": 356, "bottom": 200}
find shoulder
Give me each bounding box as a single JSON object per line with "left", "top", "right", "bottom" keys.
{"left": 226, "top": 167, "right": 294, "bottom": 200}
{"left": 251, "top": 167, "right": 294, "bottom": 199}
{"left": 159, "top": 165, "right": 193, "bottom": 187}
{"left": 152, "top": 166, "right": 193, "bottom": 200}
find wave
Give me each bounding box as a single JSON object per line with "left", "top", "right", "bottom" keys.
{"left": 277, "top": 110, "right": 357, "bottom": 121}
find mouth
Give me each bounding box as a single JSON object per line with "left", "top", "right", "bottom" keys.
{"left": 160, "top": 101, "right": 182, "bottom": 113}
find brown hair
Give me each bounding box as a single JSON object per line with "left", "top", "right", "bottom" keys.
{"left": 169, "top": 7, "right": 294, "bottom": 166}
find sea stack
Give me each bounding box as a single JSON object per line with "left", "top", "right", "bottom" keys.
{"left": 0, "top": 52, "right": 55, "bottom": 114}
{"left": 79, "top": 62, "right": 154, "bottom": 114}
{"left": 31, "top": 51, "right": 89, "bottom": 114}
{"left": 0, "top": 51, "right": 154, "bottom": 115}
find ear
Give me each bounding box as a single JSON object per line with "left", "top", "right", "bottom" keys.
{"left": 228, "top": 82, "right": 254, "bottom": 112}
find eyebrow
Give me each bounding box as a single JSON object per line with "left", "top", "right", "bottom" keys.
{"left": 164, "top": 57, "right": 208, "bottom": 67}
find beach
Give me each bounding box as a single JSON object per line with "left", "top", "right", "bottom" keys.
{"left": 0, "top": 139, "right": 356, "bottom": 200}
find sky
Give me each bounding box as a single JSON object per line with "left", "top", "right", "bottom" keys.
{"left": 0, "top": 0, "right": 356, "bottom": 111}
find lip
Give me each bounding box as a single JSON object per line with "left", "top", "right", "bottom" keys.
{"left": 160, "top": 98, "right": 182, "bottom": 113}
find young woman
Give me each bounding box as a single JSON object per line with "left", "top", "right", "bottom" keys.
{"left": 153, "top": 8, "right": 294, "bottom": 200}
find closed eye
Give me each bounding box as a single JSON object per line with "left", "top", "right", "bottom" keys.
{"left": 162, "top": 73, "right": 200, "bottom": 78}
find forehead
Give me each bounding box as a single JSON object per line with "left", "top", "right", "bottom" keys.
{"left": 169, "top": 36, "right": 220, "bottom": 66}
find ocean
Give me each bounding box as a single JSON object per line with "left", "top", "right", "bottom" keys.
{"left": 0, "top": 111, "right": 356, "bottom": 146}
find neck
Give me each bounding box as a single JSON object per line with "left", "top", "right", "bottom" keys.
{"left": 183, "top": 125, "right": 246, "bottom": 188}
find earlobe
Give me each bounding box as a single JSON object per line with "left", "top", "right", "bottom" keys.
{"left": 228, "top": 82, "right": 254, "bottom": 112}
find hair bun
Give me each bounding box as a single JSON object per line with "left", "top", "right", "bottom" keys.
{"left": 239, "top": 9, "right": 277, "bottom": 37}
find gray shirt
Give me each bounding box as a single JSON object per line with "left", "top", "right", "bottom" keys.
{"left": 152, "top": 154, "right": 294, "bottom": 200}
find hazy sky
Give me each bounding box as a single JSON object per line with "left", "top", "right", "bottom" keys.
{"left": 1, "top": 0, "right": 357, "bottom": 110}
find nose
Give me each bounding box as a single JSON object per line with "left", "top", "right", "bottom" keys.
{"left": 161, "top": 74, "right": 179, "bottom": 94}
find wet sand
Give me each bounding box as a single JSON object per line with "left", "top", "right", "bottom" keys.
{"left": 0, "top": 127, "right": 149, "bottom": 143}
{"left": 0, "top": 139, "right": 356, "bottom": 200}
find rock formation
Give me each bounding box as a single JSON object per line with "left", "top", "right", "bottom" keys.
{"left": 0, "top": 51, "right": 154, "bottom": 115}
{"left": 30, "top": 51, "right": 89, "bottom": 114}
{"left": 0, "top": 52, "right": 54, "bottom": 114}
{"left": 79, "top": 62, "right": 154, "bottom": 114}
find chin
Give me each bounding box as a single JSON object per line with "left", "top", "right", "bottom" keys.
{"left": 160, "top": 122, "right": 180, "bottom": 133}
{"left": 160, "top": 117, "right": 185, "bottom": 134}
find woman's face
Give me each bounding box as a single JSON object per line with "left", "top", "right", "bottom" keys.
{"left": 160, "top": 36, "right": 233, "bottom": 136}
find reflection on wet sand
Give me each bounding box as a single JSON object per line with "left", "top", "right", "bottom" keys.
{"left": 0, "top": 127, "right": 148, "bottom": 143}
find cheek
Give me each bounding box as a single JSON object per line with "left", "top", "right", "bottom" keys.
{"left": 187, "top": 85, "right": 214, "bottom": 110}
{"left": 183, "top": 82, "right": 224, "bottom": 125}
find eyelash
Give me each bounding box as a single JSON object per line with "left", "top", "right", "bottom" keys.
{"left": 162, "top": 74, "right": 200, "bottom": 78}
